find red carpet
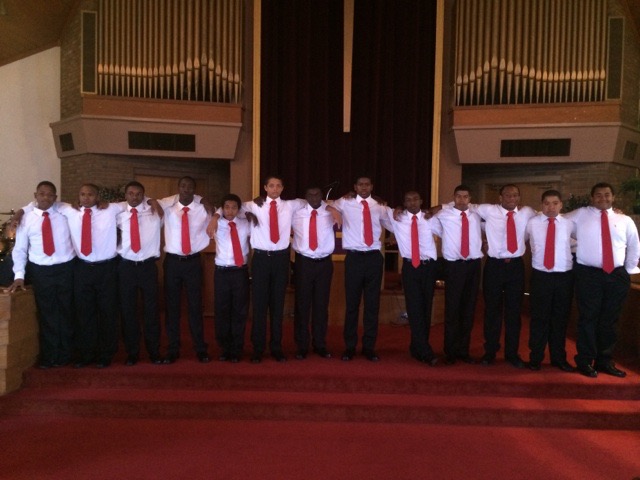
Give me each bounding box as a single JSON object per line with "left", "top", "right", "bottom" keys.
{"left": 1, "top": 316, "right": 640, "bottom": 479}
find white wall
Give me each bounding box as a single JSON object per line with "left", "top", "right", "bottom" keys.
{"left": 0, "top": 48, "right": 61, "bottom": 214}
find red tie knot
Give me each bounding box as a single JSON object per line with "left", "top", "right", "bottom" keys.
{"left": 183, "top": 206, "right": 189, "bottom": 213}
{"left": 229, "top": 221, "right": 236, "bottom": 228}
{"left": 43, "top": 212, "right": 49, "bottom": 217}
{"left": 131, "top": 207, "right": 137, "bottom": 214}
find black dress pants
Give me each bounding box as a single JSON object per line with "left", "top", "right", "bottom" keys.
{"left": 294, "top": 253, "right": 333, "bottom": 352}
{"left": 443, "top": 258, "right": 481, "bottom": 359}
{"left": 74, "top": 257, "right": 118, "bottom": 363}
{"left": 250, "top": 249, "right": 290, "bottom": 354}
{"left": 528, "top": 268, "right": 573, "bottom": 364}
{"left": 214, "top": 265, "right": 249, "bottom": 356}
{"left": 482, "top": 256, "right": 524, "bottom": 360}
{"left": 163, "top": 253, "right": 207, "bottom": 356}
{"left": 402, "top": 258, "right": 438, "bottom": 358}
{"left": 118, "top": 257, "right": 161, "bottom": 359}
{"left": 574, "top": 264, "right": 629, "bottom": 368}
{"left": 28, "top": 260, "right": 74, "bottom": 365}
{"left": 343, "top": 250, "right": 383, "bottom": 351}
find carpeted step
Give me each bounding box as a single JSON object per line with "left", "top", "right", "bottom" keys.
{"left": 3, "top": 386, "right": 639, "bottom": 430}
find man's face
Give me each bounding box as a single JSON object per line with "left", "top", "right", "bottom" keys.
{"left": 125, "top": 186, "right": 144, "bottom": 208}
{"left": 305, "top": 188, "right": 323, "bottom": 209}
{"left": 34, "top": 185, "right": 57, "bottom": 211}
{"left": 79, "top": 186, "right": 98, "bottom": 208}
{"left": 354, "top": 178, "right": 373, "bottom": 198}
{"left": 541, "top": 195, "right": 562, "bottom": 217}
{"left": 178, "top": 178, "right": 196, "bottom": 205}
{"left": 263, "top": 178, "right": 284, "bottom": 200}
{"left": 499, "top": 186, "right": 520, "bottom": 211}
{"left": 454, "top": 190, "right": 471, "bottom": 211}
{"left": 222, "top": 200, "right": 239, "bottom": 220}
{"left": 403, "top": 191, "right": 423, "bottom": 214}
{"left": 591, "top": 187, "right": 614, "bottom": 211}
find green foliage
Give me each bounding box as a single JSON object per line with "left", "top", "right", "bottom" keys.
{"left": 97, "top": 184, "right": 126, "bottom": 202}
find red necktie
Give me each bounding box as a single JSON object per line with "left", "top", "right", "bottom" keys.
{"left": 181, "top": 206, "right": 191, "bottom": 254}
{"left": 309, "top": 209, "right": 318, "bottom": 251}
{"left": 229, "top": 221, "right": 244, "bottom": 267}
{"left": 543, "top": 217, "right": 555, "bottom": 270}
{"left": 460, "top": 211, "right": 469, "bottom": 258}
{"left": 42, "top": 212, "right": 55, "bottom": 256}
{"left": 601, "top": 210, "right": 614, "bottom": 274}
{"left": 411, "top": 214, "right": 420, "bottom": 268}
{"left": 81, "top": 208, "right": 92, "bottom": 256}
{"left": 506, "top": 210, "right": 517, "bottom": 254}
{"left": 270, "top": 200, "right": 280, "bottom": 243}
{"left": 362, "top": 200, "right": 373, "bottom": 247}
{"left": 130, "top": 207, "right": 141, "bottom": 253}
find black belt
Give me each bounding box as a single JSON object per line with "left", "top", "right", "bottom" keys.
{"left": 299, "top": 254, "right": 331, "bottom": 262}
{"left": 166, "top": 252, "right": 201, "bottom": 261}
{"left": 346, "top": 250, "right": 379, "bottom": 255}
{"left": 215, "top": 264, "right": 248, "bottom": 271}
{"left": 253, "top": 248, "right": 289, "bottom": 256}
{"left": 121, "top": 256, "right": 158, "bottom": 266}
{"left": 403, "top": 257, "right": 434, "bottom": 265}
{"left": 78, "top": 257, "right": 116, "bottom": 266}
{"left": 449, "top": 258, "right": 481, "bottom": 263}
{"left": 488, "top": 256, "right": 522, "bottom": 263}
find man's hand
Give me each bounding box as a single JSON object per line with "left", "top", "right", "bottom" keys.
{"left": 200, "top": 198, "right": 215, "bottom": 216}
{"left": 147, "top": 199, "right": 164, "bottom": 219}
{"left": 245, "top": 211, "right": 259, "bottom": 226}
{"left": 9, "top": 209, "right": 24, "bottom": 229}
{"left": 393, "top": 207, "right": 403, "bottom": 221}
{"left": 5, "top": 279, "right": 25, "bottom": 294}
{"left": 372, "top": 195, "right": 387, "bottom": 206}
{"left": 326, "top": 205, "right": 342, "bottom": 228}
{"left": 253, "top": 196, "right": 265, "bottom": 207}
{"left": 341, "top": 191, "right": 356, "bottom": 199}
{"left": 423, "top": 205, "right": 442, "bottom": 219}
{"left": 206, "top": 213, "right": 220, "bottom": 238}
{"left": 97, "top": 201, "right": 109, "bottom": 210}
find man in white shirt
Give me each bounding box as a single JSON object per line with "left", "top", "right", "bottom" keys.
{"left": 525, "top": 190, "right": 575, "bottom": 372}
{"left": 242, "top": 175, "right": 304, "bottom": 363}
{"left": 472, "top": 184, "right": 536, "bottom": 368}
{"left": 212, "top": 194, "right": 251, "bottom": 363}
{"left": 158, "top": 176, "right": 212, "bottom": 364}
{"left": 331, "top": 175, "right": 392, "bottom": 362}
{"left": 433, "top": 185, "right": 483, "bottom": 365}
{"left": 291, "top": 186, "right": 336, "bottom": 360}
{"left": 8, "top": 181, "right": 76, "bottom": 369}
{"left": 565, "top": 182, "right": 640, "bottom": 378}
{"left": 116, "top": 181, "right": 163, "bottom": 366}
{"left": 387, "top": 191, "right": 439, "bottom": 365}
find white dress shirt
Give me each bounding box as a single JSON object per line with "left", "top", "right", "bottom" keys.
{"left": 214, "top": 216, "right": 251, "bottom": 266}
{"left": 242, "top": 197, "right": 305, "bottom": 251}
{"left": 525, "top": 213, "right": 575, "bottom": 272}
{"left": 332, "top": 196, "right": 392, "bottom": 251}
{"left": 565, "top": 206, "right": 640, "bottom": 274}
{"left": 116, "top": 202, "right": 162, "bottom": 261}
{"left": 433, "top": 207, "right": 483, "bottom": 261}
{"left": 160, "top": 198, "right": 211, "bottom": 255}
{"left": 386, "top": 209, "right": 438, "bottom": 261}
{"left": 291, "top": 202, "right": 335, "bottom": 258}
{"left": 470, "top": 203, "right": 536, "bottom": 258}
{"left": 12, "top": 207, "right": 76, "bottom": 279}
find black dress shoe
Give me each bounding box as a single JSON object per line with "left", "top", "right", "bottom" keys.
{"left": 362, "top": 349, "right": 380, "bottom": 362}
{"left": 295, "top": 350, "right": 307, "bottom": 360}
{"left": 125, "top": 355, "right": 138, "bottom": 366}
{"left": 551, "top": 361, "right": 576, "bottom": 372}
{"left": 313, "top": 348, "right": 332, "bottom": 359}
{"left": 271, "top": 351, "right": 287, "bottom": 362}
{"left": 458, "top": 355, "right": 476, "bottom": 364}
{"left": 341, "top": 349, "right": 355, "bottom": 361}
{"left": 596, "top": 362, "right": 627, "bottom": 378}
{"left": 251, "top": 353, "right": 262, "bottom": 364}
{"left": 96, "top": 360, "right": 111, "bottom": 369}
{"left": 163, "top": 353, "right": 179, "bottom": 364}
{"left": 577, "top": 364, "right": 598, "bottom": 378}
{"left": 506, "top": 356, "right": 526, "bottom": 369}
{"left": 229, "top": 355, "right": 240, "bottom": 363}
{"left": 415, "top": 354, "right": 438, "bottom": 366}
{"left": 73, "top": 361, "right": 90, "bottom": 369}
{"left": 527, "top": 361, "right": 541, "bottom": 371}
{"left": 149, "top": 355, "right": 163, "bottom": 365}
{"left": 480, "top": 354, "right": 495, "bottom": 366}
{"left": 37, "top": 362, "right": 52, "bottom": 370}
{"left": 444, "top": 357, "right": 456, "bottom": 365}
{"left": 197, "top": 352, "right": 211, "bottom": 363}
{"left": 218, "top": 353, "right": 229, "bottom": 362}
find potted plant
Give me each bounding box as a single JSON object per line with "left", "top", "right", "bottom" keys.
{"left": 619, "top": 178, "right": 640, "bottom": 214}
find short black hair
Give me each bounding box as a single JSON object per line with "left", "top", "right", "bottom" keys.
{"left": 221, "top": 193, "right": 242, "bottom": 209}
{"left": 353, "top": 174, "right": 373, "bottom": 185}
{"left": 36, "top": 181, "right": 57, "bottom": 194}
{"left": 81, "top": 183, "right": 99, "bottom": 193}
{"left": 454, "top": 184, "right": 471, "bottom": 195}
{"left": 499, "top": 184, "right": 520, "bottom": 195}
{"left": 263, "top": 174, "right": 284, "bottom": 186}
{"left": 541, "top": 189, "right": 562, "bottom": 201}
{"left": 178, "top": 176, "right": 196, "bottom": 188}
{"left": 591, "top": 182, "right": 615, "bottom": 196}
{"left": 125, "top": 180, "right": 145, "bottom": 194}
